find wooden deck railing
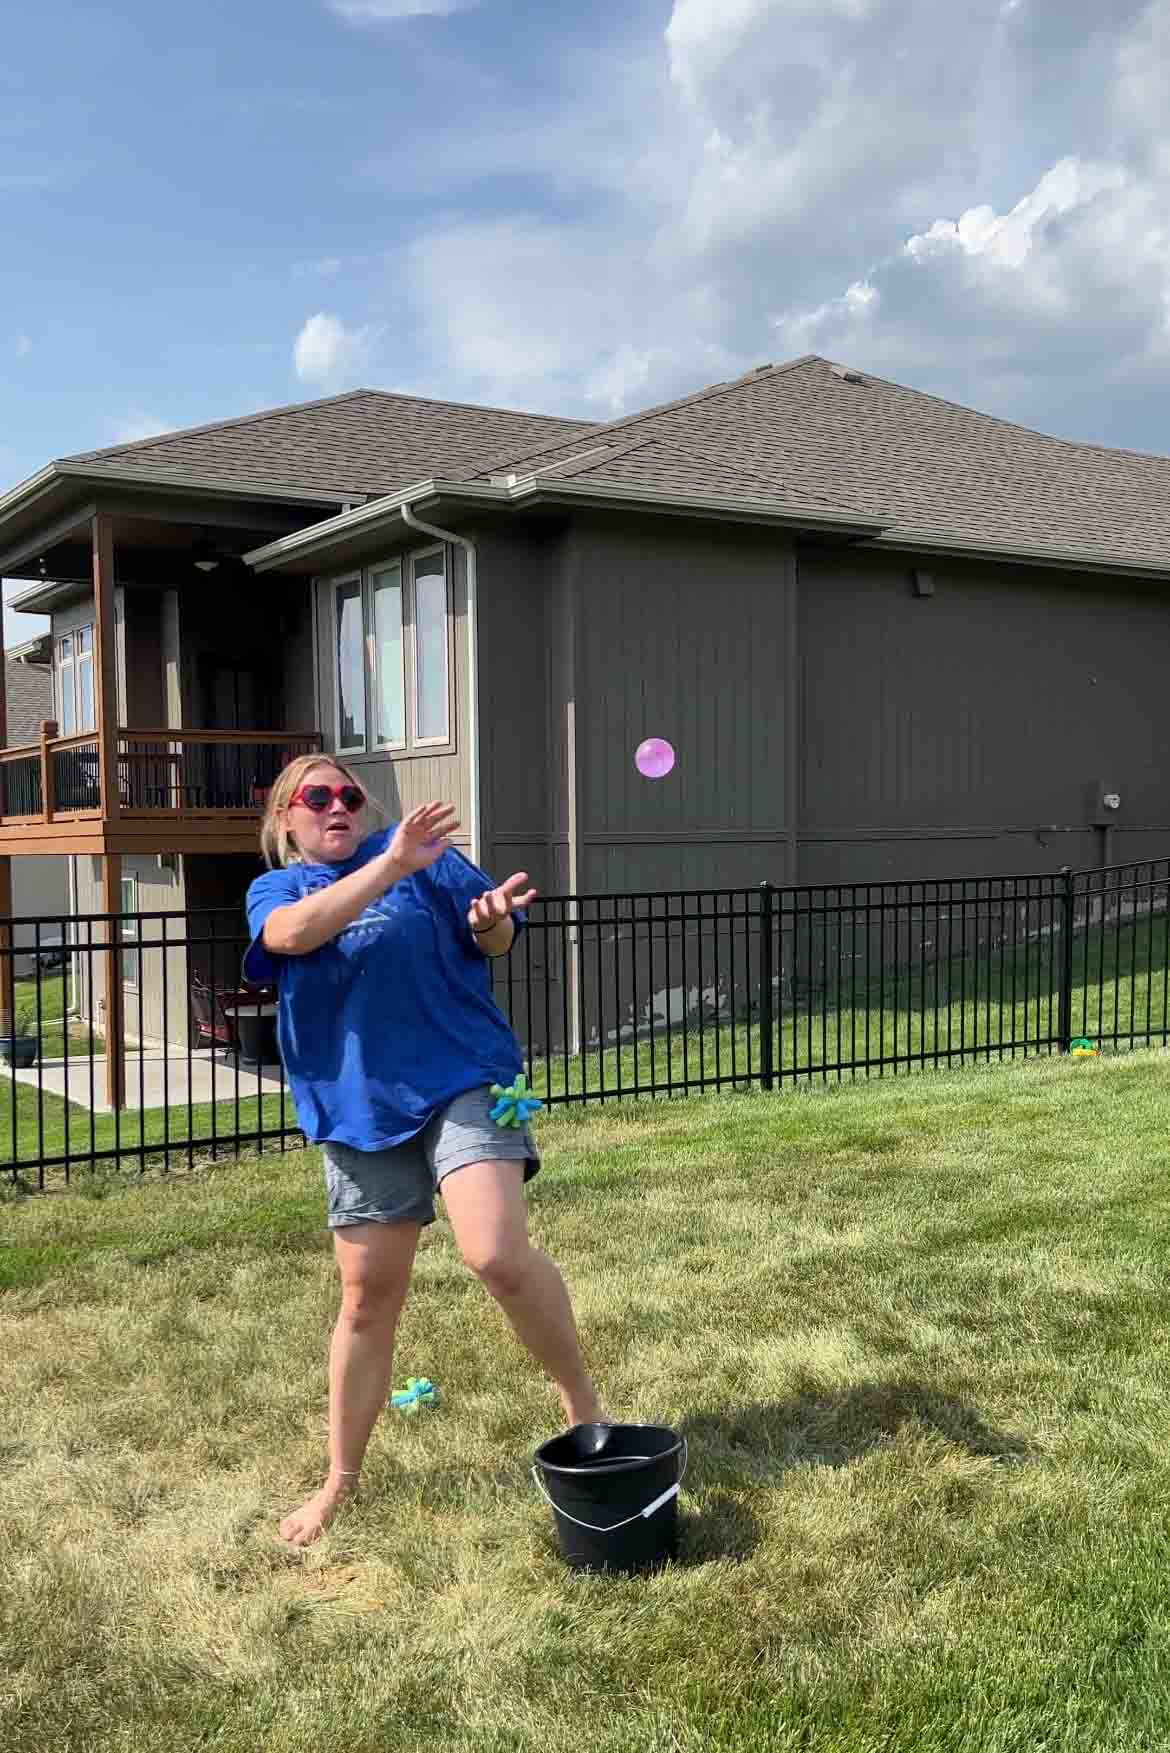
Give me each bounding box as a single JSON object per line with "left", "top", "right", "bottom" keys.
{"left": 0, "top": 725, "right": 322, "bottom": 824}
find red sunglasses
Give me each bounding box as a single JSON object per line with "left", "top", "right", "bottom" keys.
{"left": 289, "top": 782, "right": 366, "bottom": 814}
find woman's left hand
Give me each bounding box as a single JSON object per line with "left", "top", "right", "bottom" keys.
{"left": 467, "top": 872, "right": 537, "bottom": 935}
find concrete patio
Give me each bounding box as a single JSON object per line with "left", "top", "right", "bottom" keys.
{"left": 10, "top": 1048, "right": 290, "bottom": 1114}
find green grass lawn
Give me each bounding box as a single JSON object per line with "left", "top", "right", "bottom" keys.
{"left": 10, "top": 973, "right": 103, "bottom": 1061}
{"left": 4, "top": 1051, "right": 1170, "bottom": 1751}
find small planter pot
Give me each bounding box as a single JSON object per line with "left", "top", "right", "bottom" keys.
{"left": 1, "top": 1035, "right": 38, "bottom": 1069}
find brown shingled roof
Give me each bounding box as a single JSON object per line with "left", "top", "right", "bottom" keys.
{"left": 61, "top": 388, "right": 594, "bottom": 503}
{"left": 515, "top": 430, "right": 853, "bottom": 515}
{"left": 473, "top": 355, "right": 1170, "bottom": 572}
{"left": 4, "top": 657, "right": 52, "bottom": 749}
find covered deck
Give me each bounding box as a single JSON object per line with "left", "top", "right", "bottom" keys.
{"left": 0, "top": 724, "right": 322, "bottom": 855}
{"left": 0, "top": 503, "right": 328, "bottom": 1109}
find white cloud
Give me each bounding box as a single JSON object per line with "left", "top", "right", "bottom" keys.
{"left": 109, "top": 413, "right": 174, "bottom": 444}
{"left": 905, "top": 159, "right": 1128, "bottom": 273}
{"left": 407, "top": 217, "right": 753, "bottom": 416}
{"left": 327, "top": 0, "right": 477, "bottom": 20}
{"left": 771, "top": 138, "right": 1170, "bottom": 430}
{"left": 293, "top": 312, "right": 378, "bottom": 387}
{"left": 666, "top": 0, "right": 874, "bottom": 105}
{"left": 368, "top": 0, "right": 1170, "bottom": 446}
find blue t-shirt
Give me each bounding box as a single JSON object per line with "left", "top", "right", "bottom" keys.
{"left": 243, "top": 829, "right": 525, "bottom": 1151}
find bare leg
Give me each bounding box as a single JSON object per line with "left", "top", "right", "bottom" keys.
{"left": 279, "top": 1220, "right": 420, "bottom": 1547}
{"left": 440, "top": 1161, "right": 602, "bottom": 1428}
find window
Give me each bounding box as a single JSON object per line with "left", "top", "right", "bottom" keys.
{"left": 58, "top": 635, "right": 75, "bottom": 734}
{"left": 77, "top": 628, "right": 95, "bottom": 733}
{"left": 329, "top": 547, "right": 452, "bottom": 755}
{"left": 333, "top": 578, "right": 366, "bottom": 752}
{"left": 120, "top": 875, "right": 139, "bottom": 989}
{"left": 56, "top": 625, "right": 96, "bottom": 736}
{"left": 371, "top": 562, "right": 406, "bottom": 748}
{"left": 413, "top": 552, "right": 450, "bottom": 743}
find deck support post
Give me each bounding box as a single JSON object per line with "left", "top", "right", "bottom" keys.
{"left": 98, "top": 852, "right": 126, "bottom": 1112}
{"left": 92, "top": 515, "right": 126, "bottom": 1108}
{"left": 92, "top": 512, "right": 120, "bottom": 823}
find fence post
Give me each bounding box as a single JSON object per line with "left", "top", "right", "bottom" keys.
{"left": 0, "top": 857, "right": 12, "bottom": 1048}
{"left": 760, "top": 881, "right": 775, "bottom": 1091}
{"left": 1058, "top": 866, "right": 1076, "bottom": 1053}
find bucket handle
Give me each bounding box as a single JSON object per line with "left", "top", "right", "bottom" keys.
{"left": 531, "top": 1439, "right": 688, "bottom": 1537}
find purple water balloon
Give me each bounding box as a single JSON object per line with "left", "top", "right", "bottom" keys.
{"left": 634, "top": 737, "right": 676, "bottom": 780}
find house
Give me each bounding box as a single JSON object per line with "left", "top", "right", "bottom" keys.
{"left": 2, "top": 641, "right": 70, "bottom": 956}
{"left": 3, "top": 353, "right": 1170, "bottom": 1099}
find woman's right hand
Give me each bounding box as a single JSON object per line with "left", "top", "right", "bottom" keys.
{"left": 386, "top": 801, "right": 461, "bottom": 878}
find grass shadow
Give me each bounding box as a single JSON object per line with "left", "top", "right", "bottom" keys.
{"left": 678, "top": 1489, "right": 766, "bottom": 1565}
{"left": 680, "top": 1376, "right": 1031, "bottom": 1491}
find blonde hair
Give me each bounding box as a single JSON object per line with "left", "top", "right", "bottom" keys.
{"left": 259, "top": 753, "right": 384, "bottom": 868}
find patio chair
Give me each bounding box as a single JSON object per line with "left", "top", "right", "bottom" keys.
{"left": 190, "top": 974, "right": 279, "bottom": 1056}
{"left": 189, "top": 974, "right": 235, "bottom": 1051}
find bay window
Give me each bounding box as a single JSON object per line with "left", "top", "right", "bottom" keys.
{"left": 330, "top": 547, "right": 452, "bottom": 755}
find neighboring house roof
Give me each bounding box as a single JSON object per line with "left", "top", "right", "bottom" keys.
{"left": 4, "top": 656, "right": 53, "bottom": 749}
{"left": 469, "top": 355, "right": 1170, "bottom": 574}
{"left": 57, "top": 389, "right": 595, "bottom": 503}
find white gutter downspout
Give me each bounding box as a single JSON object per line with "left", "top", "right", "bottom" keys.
{"left": 400, "top": 502, "right": 481, "bottom": 868}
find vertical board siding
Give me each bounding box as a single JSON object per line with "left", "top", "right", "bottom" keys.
{"left": 477, "top": 527, "right": 563, "bottom": 895}
{"left": 797, "top": 555, "right": 1170, "bottom": 883}
{"left": 74, "top": 852, "right": 189, "bottom": 1050}
{"left": 574, "top": 519, "right": 795, "bottom": 890}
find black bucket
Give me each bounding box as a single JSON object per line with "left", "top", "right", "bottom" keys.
{"left": 533, "top": 1422, "right": 687, "bottom": 1574}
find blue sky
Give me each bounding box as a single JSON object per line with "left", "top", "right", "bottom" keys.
{"left": 5, "top": 0, "right": 1170, "bottom": 642}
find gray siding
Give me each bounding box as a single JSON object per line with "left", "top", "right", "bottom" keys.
{"left": 569, "top": 518, "right": 796, "bottom": 894}
{"left": 476, "top": 527, "right": 560, "bottom": 895}
{"left": 10, "top": 856, "right": 69, "bottom": 923}
{"left": 53, "top": 597, "right": 98, "bottom": 640}
{"left": 75, "top": 853, "right": 189, "bottom": 1048}
{"left": 797, "top": 553, "right": 1170, "bottom": 884}
{"left": 545, "top": 528, "right": 577, "bottom": 898}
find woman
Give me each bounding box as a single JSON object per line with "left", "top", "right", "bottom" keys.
{"left": 245, "top": 755, "right": 602, "bottom": 1547}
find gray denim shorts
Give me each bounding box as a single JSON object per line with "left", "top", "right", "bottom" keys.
{"left": 321, "top": 1084, "right": 540, "bottom": 1230}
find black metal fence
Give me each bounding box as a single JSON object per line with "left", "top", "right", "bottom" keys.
{"left": 3, "top": 859, "right": 1169, "bottom": 1186}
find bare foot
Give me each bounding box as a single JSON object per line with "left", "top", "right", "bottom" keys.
{"left": 278, "top": 1473, "right": 357, "bottom": 1547}
{"left": 563, "top": 1390, "right": 606, "bottom": 1429}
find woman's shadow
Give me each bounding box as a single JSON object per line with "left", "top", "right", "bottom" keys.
{"left": 677, "top": 1376, "right": 1030, "bottom": 1566}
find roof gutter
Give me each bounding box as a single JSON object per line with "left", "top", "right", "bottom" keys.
{"left": 243, "top": 479, "right": 511, "bottom": 573}
{"left": 863, "top": 529, "right": 1170, "bottom": 583}
{"left": 244, "top": 476, "right": 882, "bottom": 575}
{"left": 400, "top": 500, "right": 482, "bottom": 871}
{"left": 0, "top": 463, "right": 60, "bottom": 521}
